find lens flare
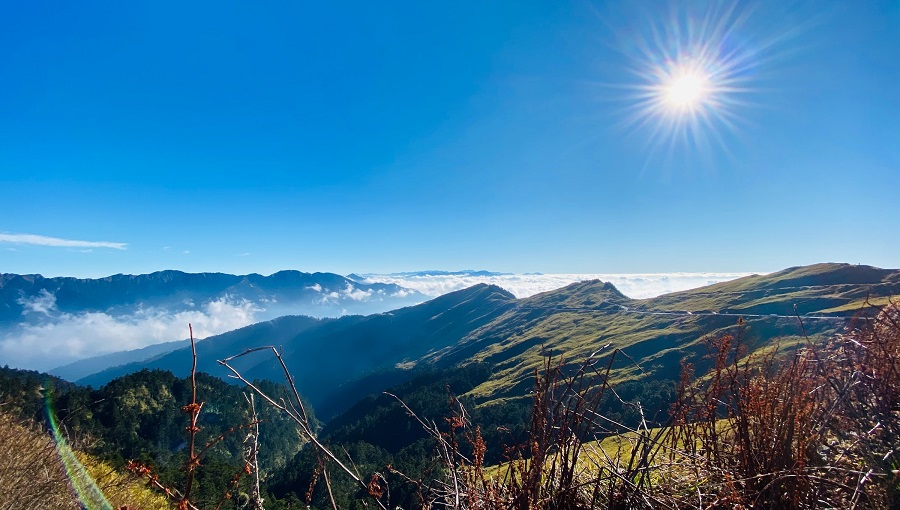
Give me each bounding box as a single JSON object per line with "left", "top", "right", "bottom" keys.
{"left": 45, "top": 388, "right": 114, "bottom": 510}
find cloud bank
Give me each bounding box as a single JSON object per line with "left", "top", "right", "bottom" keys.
{"left": 1, "top": 297, "right": 260, "bottom": 372}
{"left": 1, "top": 281, "right": 420, "bottom": 372}
{"left": 0, "top": 232, "right": 127, "bottom": 250}
{"left": 358, "top": 272, "right": 755, "bottom": 299}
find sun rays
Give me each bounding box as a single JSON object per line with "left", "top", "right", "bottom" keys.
{"left": 611, "top": 2, "right": 780, "bottom": 165}
{"left": 661, "top": 66, "right": 710, "bottom": 111}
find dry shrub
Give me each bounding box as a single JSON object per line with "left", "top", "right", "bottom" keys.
{"left": 0, "top": 411, "right": 77, "bottom": 509}
{"left": 660, "top": 303, "right": 900, "bottom": 509}
{"left": 824, "top": 302, "right": 900, "bottom": 508}
{"left": 438, "top": 350, "right": 671, "bottom": 510}
{"left": 665, "top": 332, "right": 828, "bottom": 508}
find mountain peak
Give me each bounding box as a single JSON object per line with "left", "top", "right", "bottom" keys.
{"left": 522, "top": 279, "right": 630, "bottom": 309}
{"left": 452, "top": 282, "right": 515, "bottom": 300}
{"left": 410, "top": 283, "right": 515, "bottom": 311}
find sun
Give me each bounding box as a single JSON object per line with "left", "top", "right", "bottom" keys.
{"left": 649, "top": 59, "right": 718, "bottom": 119}
{"left": 663, "top": 70, "right": 710, "bottom": 111}
{"left": 612, "top": 1, "right": 775, "bottom": 159}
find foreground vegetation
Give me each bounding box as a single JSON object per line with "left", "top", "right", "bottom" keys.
{"left": 0, "top": 410, "right": 170, "bottom": 509}
{"left": 0, "top": 362, "right": 309, "bottom": 508}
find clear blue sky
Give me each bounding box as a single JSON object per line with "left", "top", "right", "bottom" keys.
{"left": 1, "top": 1, "right": 897, "bottom": 277}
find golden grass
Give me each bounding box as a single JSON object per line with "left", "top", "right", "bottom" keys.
{"left": 0, "top": 411, "right": 170, "bottom": 510}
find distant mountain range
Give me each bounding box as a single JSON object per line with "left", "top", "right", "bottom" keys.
{"left": 0, "top": 270, "right": 428, "bottom": 372}
{"left": 70, "top": 263, "right": 900, "bottom": 420}
{"left": 0, "top": 270, "right": 426, "bottom": 324}
{"left": 50, "top": 338, "right": 192, "bottom": 381}
{"left": 387, "top": 270, "right": 513, "bottom": 277}
{"left": 346, "top": 270, "right": 511, "bottom": 282}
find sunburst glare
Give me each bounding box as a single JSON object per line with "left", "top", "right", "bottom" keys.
{"left": 663, "top": 67, "right": 710, "bottom": 110}
{"left": 613, "top": 2, "right": 788, "bottom": 164}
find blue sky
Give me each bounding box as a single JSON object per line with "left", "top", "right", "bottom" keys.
{"left": 1, "top": 1, "right": 898, "bottom": 277}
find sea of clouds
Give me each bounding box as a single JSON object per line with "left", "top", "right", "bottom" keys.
{"left": 1, "top": 272, "right": 752, "bottom": 372}
{"left": 358, "top": 272, "right": 754, "bottom": 299}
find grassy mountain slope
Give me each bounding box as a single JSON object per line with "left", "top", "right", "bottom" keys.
{"left": 74, "top": 263, "right": 900, "bottom": 420}
{"left": 420, "top": 263, "right": 900, "bottom": 405}
{"left": 240, "top": 283, "right": 517, "bottom": 418}
{"left": 642, "top": 263, "right": 900, "bottom": 315}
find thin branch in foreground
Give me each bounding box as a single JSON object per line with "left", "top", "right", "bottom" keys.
{"left": 218, "top": 346, "right": 389, "bottom": 510}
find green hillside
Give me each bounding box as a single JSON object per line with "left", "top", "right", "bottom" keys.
{"left": 420, "top": 263, "right": 900, "bottom": 405}
{"left": 644, "top": 263, "right": 900, "bottom": 315}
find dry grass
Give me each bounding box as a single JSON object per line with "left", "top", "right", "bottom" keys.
{"left": 0, "top": 411, "right": 78, "bottom": 509}
{"left": 0, "top": 410, "right": 169, "bottom": 510}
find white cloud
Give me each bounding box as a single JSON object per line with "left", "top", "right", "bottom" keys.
{"left": 0, "top": 233, "right": 127, "bottom": 250}
{"left": 311, "top": 285, "right": 371, "bottom": 306}
{"left": 0, "top": 296, "right": 261, "bottom": 372}
{"left": 17, "top": 290, "right": 58, "bottom": 316}
{"left": 359, "top": 272, "right": 755, "bottom": 299}
{"left": 341, "top": 283, "right": 373, "bottom": 301}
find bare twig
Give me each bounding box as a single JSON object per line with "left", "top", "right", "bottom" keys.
{"left": 218, "top": 346, "right": 389, "bottom": 510}
{"left": 182, "top": 323, "right": 203, "bottom": 506}
{"left": 244, "top": 393, "right": 265, "bottom": 510}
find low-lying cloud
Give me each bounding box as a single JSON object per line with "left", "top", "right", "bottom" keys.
{"left": 0, "top": 232, "right": 128, "bottom": 250}
{"left": 358, "top": 272, "right": 755, "bottom": 299}
{"left": 17, "top": 289, "right": 58, "bottom": 316}
{"left": 0, "top": 297, "right": 260, "bottom": 372}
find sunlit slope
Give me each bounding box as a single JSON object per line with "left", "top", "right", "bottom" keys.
{"left": 422, "top": 263, "right": 900, "bottom": 404}
{"left": 642, "top": 263, "right": 900, "bottom": 316}
{"left": 241, "top": 283, "right": 517, "bottom": 418}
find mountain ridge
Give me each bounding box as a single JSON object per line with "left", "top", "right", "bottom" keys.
{"left": 0, "top": 269, "right": 425, "bottom": 322}
{"left": 71, "top": 263, "right": 899, "bottom": 420}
